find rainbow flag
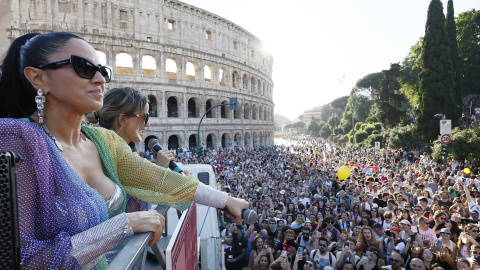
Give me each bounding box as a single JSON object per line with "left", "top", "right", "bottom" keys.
{"left": 314, "top": 149, "right": 326, "bottom": 161}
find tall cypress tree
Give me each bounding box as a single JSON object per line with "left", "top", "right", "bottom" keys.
{"left": 417, "top": 0, "right": 455, "bottom": 142}
{"left": 446, "top": 0, "right": 463, "bottom": 122}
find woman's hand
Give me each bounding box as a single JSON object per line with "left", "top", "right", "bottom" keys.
{"left": 225, "top": 196, "right": 250, "bottom": 222}
{"left": 126, "top": 210, "right": 165, "bottom": 246}
{"left": 155, "top": 149, "right": 175, "bottom": 168}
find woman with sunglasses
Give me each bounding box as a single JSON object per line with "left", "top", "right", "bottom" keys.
{"left": 457, "top": 224, "right": 480, "bottom": 258}
{"left": 0, "top": 32, "right": 249, "bottom": 269}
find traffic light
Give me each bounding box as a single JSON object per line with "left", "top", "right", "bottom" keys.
{"left": 196, "top": 146, "right": 203, "bottom": 158}
{"left": 441, "top": 144, "right": 449, "bottom": 157}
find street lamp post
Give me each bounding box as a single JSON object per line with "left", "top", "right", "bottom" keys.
{"left": 196, "top": 98, "right": 237, "bottom": 161}
{"left": 351, "top": 88, "right": 355, "bottom": 146}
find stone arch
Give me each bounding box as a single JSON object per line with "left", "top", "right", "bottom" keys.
{"left": 244, "top": 132, "right": 251, "bottom": 148}
{"left": 220, "top": 100, "right": 229, "bottom": 119}
{"left": 168, "top": 135, "right": 180, "bottom": 150}
{"left": 188, "top": 134, "right": 197, "bottom": 150}
{"left": 263, "top": 81, "right": 266, "bottom": 96}
{"left": 243, "top": 74, "right": 248, "bottom": 90}
{"left": 95, "top": 50, "right": 107, "bottom": 66}
{"left": 232, "top": 71, "right": 239, "bottom": 88}
{"left": 205, "top": 99, "right": 215, "bottom": 118}
{"left": 244, "top": 103, "right": 250, "bottom": 119}
{"left": 258, "top": 79, "right": 261, "bottom": 94}
{"left": 234, "top": 132, "right": 242, "bottom": 147}
{"left": 116, "top": 52, "right": 133, "bottom": 75}
{"left": 166, "top": 57, "right": 178, "bottom": 79}
{"left": 187, "top": 97, "right": 199, "bottom": 118}
{"left": 259, "top": 131, "right": 264, "bottom": 146}
{"left": 252, "top": 104, "right": 257, "bottom": 120}
{"left": 253, "top": 131, "right": 258, "bottom": 147}
{"left": 221, "top": 133, "right": 231, "bottom": 148}
{"left": 148, "top": 95, "right": 158, "bottom": 117}
{"left": 233, "top": 101, "right": 241, "bottom": 119}
{"left": 251, "top": 76, "right": 256, "bottom": 92}
{"left": 204, "top": 64, "right": 214, "bottom": 83}
{"left": 206, "top": 133, "right": 217, "bottom": 149}
{"left": 186, "top": 61, "right": 198, "bottom": 82}
{"left": 142, "top": 55, "right": 157, "bottom": 77}
{"left": 219, "top": 67, "right": 228, "bottom": 86}
{"left": 167, "top": 96, "right": 179, "bottom": 118}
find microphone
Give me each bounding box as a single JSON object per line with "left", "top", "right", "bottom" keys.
{"left": 148, "top": 139, "right": 183, "bottom": 174}
{"left": 223, "top": 208, "right": 258, "bottom": 224}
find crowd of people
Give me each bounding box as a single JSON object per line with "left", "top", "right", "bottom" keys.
{"left": 181, "top": 136, "right": 480, "bottom": 270}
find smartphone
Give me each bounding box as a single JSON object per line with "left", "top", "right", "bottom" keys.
{"left": 262, "top": 245, "right": 267, "bottom": 250}
{"left": 281, "top": 250, "right": 287, "bottom": 259}
{"left": 297, "top": 247, "right": 303, "bottom": 255}
{"left": 437, "top": 239, "right": 442, "bottom": 247}
{"left": 475, "top": 255, "right": 480, "bottom": 265}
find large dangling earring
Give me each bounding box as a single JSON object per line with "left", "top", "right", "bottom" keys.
{"left": 36, "top": 88, "right": 64, "bottom": 152}
{"left": 35, "top": 88, "right": 45, "bottom": 124}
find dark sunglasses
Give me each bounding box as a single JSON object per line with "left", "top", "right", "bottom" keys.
{"left": 124, "top": 113, "right": 149, "bottom": 125}
{"left": 326, "top": 221, "right": 334, "bottom": 224}
{"left": 318, "top": 243, "right": 327, "bottom": 247}
{"left": 389, "top": 258, "right": 401, "bottom": 263}
{"left": 305, "top": 262, "right": 315, "bottom": 267}
{"left": 38, "top": 55, "right": 112, "bottom": 83}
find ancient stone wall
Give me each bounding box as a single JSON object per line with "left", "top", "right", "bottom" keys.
{"left": 1, "top": 0, "right": 275, "bottom": 151}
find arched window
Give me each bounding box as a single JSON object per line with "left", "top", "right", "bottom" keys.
{"left": 167, "top": 97, "right": 178, "bottom": 118}
{"left": 206, "top": 99, "right": 213, "bottom": 118}
{"left": 219, "top": 68, "right": 227, "bottom": 86}
{"left": 221, "top": 133, "right": 230, "bottom": 148}
{"left": 168, "top": 135, "right": 179, "bottom": 150}
{"left": 244, "top": 132, "right": 251, "bottom": 147}
{"left": 252, "top": 104, "right": 257, "bottom": 120}
{"left": 189, "top": 134, "right": 197, "bottom": 150}
{"left": 204, "top": 65, "right": 213, "bottom": 83}
{"left": 220, "top": 100, "right": 228, "bottom": 118}
{"left": 243, "top": 74, "right": 248, "bottom": 89}
{"left": 116, "top": 52, "right": 133, "bottom": 75}
{"left": 142, "top": 55, "right": 156, "bottom": 77}
{"left": 166, "top": 58, "right": 178, "bottom": 79}
{"left": 148, "top": 95, "right": 158, "bottom": 117}
{"left": 206, "top": 134, "right": 215, "bottom": 149}
{"left": 96, "top": 50, "right": 107, "bottom": 66}
{"left": 251, "top": 77, "right": 256, "bottom": 92}
{"left": 244, "top": 103, "right": 250, "bottom": 119}
{"left": 186, "top": 61, "right": 197, "bottom": 81}
{"left": 232, "top": 71, "right": 239, "bottom": 88}
{"left": 188, "top": 98, "right": 196, "bottom": 118}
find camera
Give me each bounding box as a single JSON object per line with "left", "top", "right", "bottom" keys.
{"left": 385, "top": 231, "right": 393, "bottom": 237}
{"left": 262, "top": 245, "right": 267, "bottom": 250}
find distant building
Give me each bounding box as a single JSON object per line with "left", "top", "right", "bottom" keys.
{"left": 299, "top": 106, "right": 322, "bottom": 123}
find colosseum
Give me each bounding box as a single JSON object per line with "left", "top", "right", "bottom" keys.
{"left": 0, "top": 0, "right": 275, "bottom": 152}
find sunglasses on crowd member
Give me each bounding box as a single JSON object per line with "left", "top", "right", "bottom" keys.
{"left": 124, "top": 113, "right": 149, "bottom": 125}
{"left": 38, "top": 55, "right": 112, "bottom": 83}
{"left": 389, "top": 258, "right": 401, "bottom": 264}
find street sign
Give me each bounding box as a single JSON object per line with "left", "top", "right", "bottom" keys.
{"left": 229, "top": 97, "right": 238, "bottom": 110}
{"left": 375, "top": 142, "right": 380, "bottom": 150}
{"left": 441, "top": 134, "right": 451, "bottom": 144}
{"left": 440, "top": 120, "right": 451, "bottom": 135}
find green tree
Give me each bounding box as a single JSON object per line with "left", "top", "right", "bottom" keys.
{"left": 456, "top": 9, "right": 480, "bottom": 96}
{"left": 285, "top": 121, "right": 306, "bottom": 129}
{"left": 356, "top": 72, "right": 383, "bottom": 93}
{"left": 376, "top": 63, "right": 407, "bottom": 127}
{"left": 417, "top": 0, "right": 455, "bottom": 141}
{"left": 320, "top": 104, "right": 342, "bottom": 122}
{"left": 307, "top": 120, "right": 321, "bottom": 137}
{"left": 327, "top": 114, "right": 341, "bottom": 130}
{"left": 446, "top": 0, "right": 463, "bottom": 121}
{"left": 399, "top": 38, "right": 423, "bottom": 107}
{"left": 348, "top": 93, "right": 373, "bottom": 123}
{"left": 319, "top": 122, "right": 332, "bottom": 138}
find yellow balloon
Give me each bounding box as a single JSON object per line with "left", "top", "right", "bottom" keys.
{"left": 338, "top": 166, "right": 351, "bottom": 180}
{"left": 464, "top": 168, "right": 471, "bottom": 174}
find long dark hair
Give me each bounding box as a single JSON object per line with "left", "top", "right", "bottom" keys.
{"left": 0, "top": 32, "right": 84, "bottom": 118}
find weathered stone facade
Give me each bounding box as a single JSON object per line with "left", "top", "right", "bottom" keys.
{"left": 0, "top": 0, "right": 275, "bottom": 151}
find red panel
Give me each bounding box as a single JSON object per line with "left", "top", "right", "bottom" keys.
{"left": 172, "top": 202, "right": 197, "bottom": 269}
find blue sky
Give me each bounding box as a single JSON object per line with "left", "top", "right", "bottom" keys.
{"left": 181, "top": 0, "right": 480, "bottom": 120}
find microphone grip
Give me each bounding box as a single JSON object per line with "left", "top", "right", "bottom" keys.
{"left": 152, "top": 144, "right": 183, "bottom": 174}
